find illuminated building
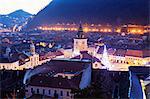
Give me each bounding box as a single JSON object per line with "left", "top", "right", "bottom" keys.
{"left": 59, "top": 24, "right": 150, "bottom": 71}
{"left": 120, "top": 25, "right": 149, "bottom": 34}
{"left": 25, "top": 59, "right": 92, "bottom": 98}
{"left": 73, "top": 23, "right": 88, "bottom": 53}
{"left": 0, "top": 43, "right": 51, "bottom": 70}
{"left": 38, "top": 23, "right": 149, "bottom": 34}
{"left": 38, "top": 23, "right": 113, "bottom": 33}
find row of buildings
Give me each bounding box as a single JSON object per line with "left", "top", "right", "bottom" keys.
{"left": 0, "top": 24, "right": 149, "bottom": 99}
{"left": 0, "top": 24, "right": 150, "bottom": 71}
{"left": 38, "top": 24, "right": 150, "bottom": 34}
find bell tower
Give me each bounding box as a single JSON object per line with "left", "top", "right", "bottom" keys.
{"left": 73, "top": 23, "right": 88, "bottom": 53}
{"left": 30, "top": 42, "right": 35, "bottom": 55}
{"left": 29, "top": 41, "right": 39, "bottom": 67}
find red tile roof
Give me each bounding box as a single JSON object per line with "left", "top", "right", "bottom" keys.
{"left": 126, "top": 50, "right": 143, "bottom": 57}
{"left": 72, "top": 51, "right": 100, "bottom": 62}
{"left": 107, "top": 48, "right": 116, "bottom": 55}
{"left": 114, "top": 49, "right": 126, "bottom": 57}
{"left": 33, "top": 59, "right": 91, "bottom": 75}
{"left": 28, "top": 59, "right": 91, "bottom": 89}
{"left": 40, "top": 51, "right": 64, "bottom": 60}
{"left": 143, "top": 50, "right": 150, "bottom": 57}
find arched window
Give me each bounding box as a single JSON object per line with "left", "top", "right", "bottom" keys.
{"left": 117, "top": 60, "right": 119, "bottom": 63}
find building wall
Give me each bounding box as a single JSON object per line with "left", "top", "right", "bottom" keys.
{"left": 125, "top": 56, "right": 149, "bottom": 66}
{"left": 29, "top": 54, "right": 40, "bottom": 67}
{"left": 25, "top": 85, "right": 73, "bottom": 99}
{"left": 74, "top": 39, "right": 88, "bottom": 52}
{"left": 93, "top": 62, "right": 102, "bottom": 69}
{"left": 62, "top": 49, "right": 74, "bottom": 58}
{"left": 0, "top": 53, "right": 51, "bottom": 70}
{"left": 0, "top": 61, "right": 19, "bottom": 70}
{"left": 39, "top": 58, "right": 51, "bottom": 65}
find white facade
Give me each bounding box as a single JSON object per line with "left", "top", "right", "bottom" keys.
{"left": 0, "top": 61, "right": 19, "bottom": 70}
{"left": 0, "top": 54, "right": 52, "bottom": 70}
{"left": 74, "top": 38, "right": 88, "bottom": 53}
{"left": 25, "top": 85, "right": 73, "bottom": 99}
{"left": 0, "top": 44, "right": 52, "bottom": 70}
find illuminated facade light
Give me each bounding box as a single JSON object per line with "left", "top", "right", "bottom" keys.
{"left": 104, "top": 29, "right": 107, "bottom": 32}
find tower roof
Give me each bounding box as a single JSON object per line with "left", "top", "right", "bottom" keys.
{"left": 76, "top": 23, "right": 85, "bottom": 39}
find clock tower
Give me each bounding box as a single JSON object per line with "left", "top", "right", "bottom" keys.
{"left": 73, "top": 23, "right": 88, "bottom": 53}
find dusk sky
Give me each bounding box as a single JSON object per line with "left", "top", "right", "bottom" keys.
{"left": 0, "top": 0, "right": 52, "bottom": 14}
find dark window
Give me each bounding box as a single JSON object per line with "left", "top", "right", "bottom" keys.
{"left": 49, "top": 90, "right": 51, "bottom": 95}
{"left": 60, "top": 91, "right": 63, "bottom": 96}
{"left": 43, "top": 89, "right": 45, "bottom": 94}
{"left": 67, "top": 91, "right": 69, "bottom": 96}
{"left": 25, "top": 90, "right": 28, "bottom": 92}
{"left": 54, "top": 90, "right": 57, "bottom": 93}
{"left": 37, "top": 89, "right": 39, "bottom": 94}
{"left": 120, "top": 61, "right": 122, "bottom": 63}
{"left": 117, "top": 60, "right": 119, "bottom": 63}
{"left": 31, "top": 88, "right": 33, "bottom": 92}
{"left": 95, "top": 64, "right": 98, "bottom": 67}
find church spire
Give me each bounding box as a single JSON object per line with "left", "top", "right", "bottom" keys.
{"left": 76, "top": 22, "right": 85, "bottom": 39}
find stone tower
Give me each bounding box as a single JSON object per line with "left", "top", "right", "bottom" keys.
{"left": 30, "top": 42, "right": 35, "bottom": 55}
{"left": 73, "top": 23, "right": 88, "bottom": 53}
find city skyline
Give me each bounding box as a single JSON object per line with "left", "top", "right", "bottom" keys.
{"left": 0, "top": 0, "right": 149, "bottom": 99}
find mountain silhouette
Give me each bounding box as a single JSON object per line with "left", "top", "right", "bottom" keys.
{"left": 8, "top": 9, "right": 32, "bottom": 18}
{"left": 27, "top": 0, "right": 149, "bottom": 29}
{"left": 0, "top": 9, "right": 32, "bottom": 27}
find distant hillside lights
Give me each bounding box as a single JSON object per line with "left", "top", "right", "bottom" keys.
{"left": 38, "top": 26, "right": 112, "bottom": 33}
{"left": 38, "top": 24, "right": 149, "bottom": 34}
{"left": 38, "top": 23, "right": 113, "bottom": 33}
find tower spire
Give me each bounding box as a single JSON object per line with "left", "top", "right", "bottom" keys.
{"left": 76, "top": 22, "right": 85, "bottom": 38}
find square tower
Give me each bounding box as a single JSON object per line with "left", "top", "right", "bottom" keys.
{"left": 74, "top": 23, "right": 88, "bottom": 53}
